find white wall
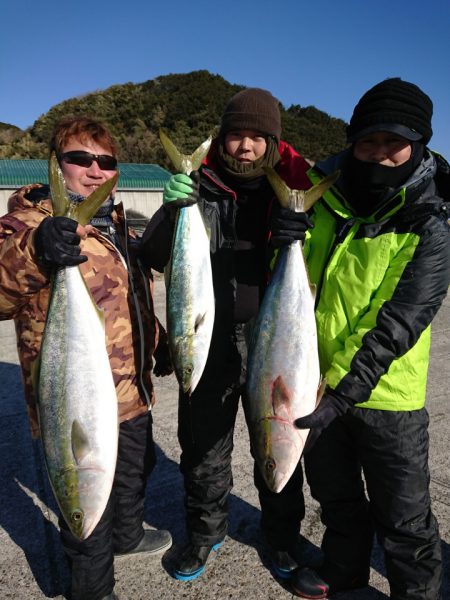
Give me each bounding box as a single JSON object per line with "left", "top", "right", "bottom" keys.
{"left": 115, "top": 190, "right": 163, "bottom": 218}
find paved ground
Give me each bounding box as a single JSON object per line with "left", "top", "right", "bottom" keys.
{"left": 0, "top": 275, "right": 448, "bottom": 600}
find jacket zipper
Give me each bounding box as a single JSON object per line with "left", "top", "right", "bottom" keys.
{"left": 99, "top": 223, "right": 152, "bottom": 408}
{"left": 314, "top": 208, "right": 357, "bottom": 306}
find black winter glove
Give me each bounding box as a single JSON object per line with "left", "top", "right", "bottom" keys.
{"left": 270, "top": 204, "right": 314, "bottom": 247}
{"left": 153, "top": 341, "right": 173, "bottom": 377}
{"left": 35, "top": 216, "right": 87, "bottom": 267}
{"left": 295, "top": 390, "right": 354, "bottom": 452}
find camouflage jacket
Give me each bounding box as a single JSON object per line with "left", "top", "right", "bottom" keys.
{"left": 0, "top": 183, "right": 166, "bottom": 438}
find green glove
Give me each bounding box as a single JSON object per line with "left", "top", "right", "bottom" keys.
{"left": 163, "top": 172, "right": 200, "bottom": 208}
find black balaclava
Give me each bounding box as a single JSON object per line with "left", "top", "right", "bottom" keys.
{"left": 344, "top": 142, "right": 424, "bottom": 216}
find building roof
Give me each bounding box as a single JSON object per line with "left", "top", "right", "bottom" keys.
{"left": 0, "top": 159, "right": 171, "bottom": 189}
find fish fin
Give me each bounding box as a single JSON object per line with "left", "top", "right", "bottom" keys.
{"left": 48, "top": 153, "right": 71, "bottom": 217}
{"left": 303, "top": 171, "right": 340, "bottom": 212}
{"left": 194, "top": 312, "right": 206, "bottom": 333}
{"left": 74, "top": 173, "right": 119, "bottom": 226}
{"left": 71, "top": 420, "right": 92, "bottom": 465}
{"left": 160, "top": 129, "right": 212, "bottom": 175}
{"left": 271, "top": 375, "right": 291, "bottom": 418}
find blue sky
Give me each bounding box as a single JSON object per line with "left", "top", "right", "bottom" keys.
{"left": 1, "top": 0, "right": 449, "bottom": 157}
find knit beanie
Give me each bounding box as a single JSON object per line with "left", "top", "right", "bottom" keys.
{"left": 220, "top": 88, "right": 282, "bottom": 141}
{"left": 346, "top": 78, "right": 433, "bottom": 144}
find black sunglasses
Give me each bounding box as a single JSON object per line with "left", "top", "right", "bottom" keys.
{"left": 60, "top": 151, "right": 118, "bottom": 170}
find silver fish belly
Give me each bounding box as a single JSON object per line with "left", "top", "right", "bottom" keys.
{"left": 166, "top": 203, "right": 215, "bottom": 395}
{"left": 245, "top": 242, "right": 320, "bottom": 493}
{"left": 38, "top": 265, "right": 118, "bottom": 540}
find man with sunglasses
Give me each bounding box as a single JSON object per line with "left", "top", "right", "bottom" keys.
{"left": 0, "top": 116, "right": 173, "bottom": 600}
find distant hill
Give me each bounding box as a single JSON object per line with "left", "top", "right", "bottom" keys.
{"left": 0, "top": 122, "right": 21, "bottom": 132}
{"left": 0, "top": 70, "right": 348, "bottom": 166}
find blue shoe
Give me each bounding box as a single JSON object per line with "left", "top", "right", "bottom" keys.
{"left": 173, "top": 542, "right": 223, "bottom": 581}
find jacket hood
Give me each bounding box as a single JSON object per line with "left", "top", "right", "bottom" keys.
{"left": 7, "top": 184, "right": 52, "bottom": 214}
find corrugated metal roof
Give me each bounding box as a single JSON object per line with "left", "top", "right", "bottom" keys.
{"left": 0, "top": 159, "right": 171, "bottom": 189}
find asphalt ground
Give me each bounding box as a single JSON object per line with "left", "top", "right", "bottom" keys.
{"left": 0, "top": 275, "right": 448, "bottom": 600}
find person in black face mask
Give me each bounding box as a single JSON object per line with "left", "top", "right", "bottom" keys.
{"left": 285, "top": 78, "right": 450, "bottom": 599}
{"left": 342, "top": 77, "right": 432, "bottom": 218}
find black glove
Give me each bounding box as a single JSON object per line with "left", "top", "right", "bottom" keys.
{"left": 295, "top": 390, "right": 353, "bottom": 452}
{"left": 153, "top": 342, "right": 173, "bottom": 377}
{"left": 270, "top": 204, "right": 314, "bottom": 247}
{"left": 34, "top": 216, "right": 87, "bottom": 267}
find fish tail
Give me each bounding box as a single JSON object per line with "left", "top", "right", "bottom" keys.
{"left": 48, "top": 153, "right": 118, "bottom": 225}
{"left": 303, "top": 171, "right": 340, "bottom": 212}
{"left": 48, "top": 154, "right": 71, "bottom": 217}
{"left": 159, "top": 129, "right": 212, "bottom": 175}
{"left": 264, "top": 167, "right": 340, "bottom": 212}
{"left": 73, "top": 174, "right": 119, "bottom": 226}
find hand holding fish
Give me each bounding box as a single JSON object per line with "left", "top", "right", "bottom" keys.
{"left": 35, "top": 216, "right": 89, "bottom": 267}
{"left": 294, "top": 389, "right": 355, "bottom": 451}
{"left": 163, "top": 171, "right": 200, "bottom": 210}
{"left": 270, "top": 205, "right": 314, "bottom": 247}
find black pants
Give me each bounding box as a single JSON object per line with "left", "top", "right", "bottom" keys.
{"left": 304, "top": 407, "right": 442, "bottom": 600}
{"left": 59, "top": 411, "right": 156, "bottom": 600}
{"left": 178, "top": 324, "right": 305, "bottom": 549}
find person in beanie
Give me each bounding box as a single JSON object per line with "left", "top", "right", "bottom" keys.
{"left": 287, "top": 78, "right": 450, "bottom": 599}
{"left": 142, "top": 87, "right": 313, "bottom": 581}
{"left": 0, "top": 116, "right": 173, "bottom": 600}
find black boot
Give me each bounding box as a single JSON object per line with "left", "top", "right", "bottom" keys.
{"left": 115, "top": 529, "right": 172, "bottom": 558}
{"left": 270, "top": 549, "right": 299, "bottom": 580}
{"left": 291, "top": 566, "right": 369, "bottom": 598}
{"left": 173, "top": 542, "right": 223, "bottom": 581}
{"left": 291, "top": 568, "right": 330, "bottom": 598}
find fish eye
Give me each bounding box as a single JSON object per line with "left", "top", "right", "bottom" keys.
{"left": 71, "top": 509, "right": 84, "bottom": 522}
{"left": 265, "top": 458, "right": 276, "bottom": 472}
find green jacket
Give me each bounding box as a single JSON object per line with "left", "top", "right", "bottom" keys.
{"left": 305, "top": 149, "right": 450, "bottom": 411}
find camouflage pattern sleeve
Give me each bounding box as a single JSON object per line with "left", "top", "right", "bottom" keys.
{"left": 0, "top": 208, "right": 50, "bottom": 319}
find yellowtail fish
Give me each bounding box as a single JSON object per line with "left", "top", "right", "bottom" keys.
{"left": 38, "top": 155, "right": 119, "bottom": 539}
{"left": 160, "top": 130, "right": 215, "bottom": 395}
{"left": 245, "top": 168, "right": 338, "bottom": 492}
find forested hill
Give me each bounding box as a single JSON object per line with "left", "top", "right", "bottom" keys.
{"left": 0, "top": 70, "right": 348, "bottom": 168}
